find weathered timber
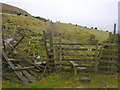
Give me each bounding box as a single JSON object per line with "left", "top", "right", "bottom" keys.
{"left": 49, "top": 53, "right": 95, "bottom": 57}
{"left": 62, "top": 54, "right": 96, "bottom": 57}
{"left": 2, "top": 26, "right": 6, "bottom": 50}
{"left": 59, "top": 39, "right": 62, "bottom": 68}
{"left": 69, "top": 61, "right": 80, "bottom": 75}
{"left": 39, "top": 39, "right": 49, "bottom": 43}
{"left": 43, "top": 31, "right": 49, "bottom": 59}
{"left": 62, "top": 48, "right": 96, "bottom": 51}
{"left": 94, "top": 40, "right": 99, "bottom": 73}
{"left": 41, "top": 31, "right": 51, "bottom": 79}
{"left": 69, "top": 61, "right": 79, "bottom": 67}
{"left": 14, "top": 66, "right": 35, "bottom": 71}
{"left": 4, "top": 40, "right": 14, "bottom": 49}
{"left": 10, "top": 36, "right": 25, "bottom": 53}
{"left": 48, "top": 47, "right": 96, "bottom": 51}
{"left": 2, "top": 51, "right": 29, "bottom": 84}
{"left": 3, "top": 74, "right": 22, "bottom": 84}
{"left": 48, "top": 30, "right": 55, "bottom": 67}
{"left": 50, "top": 59, "right": 95, "bottom": 61}
{"left": 100, "top": 55, "right": 118, "bottom": 58}
{"left": 8, "top": 58, "right": 22, "bottom": 62}
{"left": 28, "top": 70, "right": 39, "bottom": 78}
{"left": 114, "top": 23, "right": 116, "bottom": 35}
{"left": 97, "top": 66, "right": 118, "bottom": 69}
{"left": 79, "top": 77, "right": 91, "bottom": 82}
{"left": 109, "top": 32, "right": 112, "bottom": 43}
{"left": 49, "top": 63, "right": 71, "bottom": 66}
{"left": 98, "top": 60, "right": 117, "bottom": 63}
{"left": 97, "top": 71, "right": 117, "bottom": 75}
{"left": 13, "top": 52, "right": 42, "bottom": 71}
{"left": 52, "top": 43, "right": 96, "bottom": 45}
{"left": 2, "top": 61, "right": 9, "bottom": 65}
{"left": 14, "top": 71, "right": 29, "bottom": 83}
{"left": 17, "top": 64, "right": 35, "bottom": 83}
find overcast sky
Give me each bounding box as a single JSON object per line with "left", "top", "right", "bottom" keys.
{"left": 0, "top": 0, "right": 119, "bottom": 32}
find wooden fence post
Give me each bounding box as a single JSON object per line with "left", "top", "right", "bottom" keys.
{"left": 9, "top": 36, "right": 25, "bottom": 54}
{"left": 48, "top": 30, "right": 54, "bottom": 67}
{"left": 118, "top": 34, "right": 120, "bottom": 75}
{"left": 111, "top": 46, "right": 114, "bottom": 74}
{"left": 43, "top": 31, "right": 49, "bottom": 59}
{"left": 114, "top": 23, "right": 116, "bottom": 35}
{"left": 2, "top": 26, "right": 5, "bottom": 49}
{"left": 42, "top": 31, "right": 51, "bottom": 77}
{"left": 116, "top": 34, "right": 119, "bottom": 44}
{"left": 114, "top": 23, "right": 117, "bottom": 43}
{"left": 95, "top": 40, "right": 99, "bottom": 74}
{"left": 109, "top": 32, "right": 112, "bottom": 43}
{"left": 48, "top": 21, "right": 54, "bottom": 58}
{"left": 59, "top": 39, "right": 62, "bottom": 69}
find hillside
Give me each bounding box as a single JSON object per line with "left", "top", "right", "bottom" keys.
{"left": 54, "top": 22, "right": 109, "bottom": 43}
{"left": 1, "top": 3, "right": 109, "bottom": 43}
{"left": 2, "top": 3, "right": 31, "bottom": 16}
{"left": 2, "top": 13, "right": 109, "bottom": 43}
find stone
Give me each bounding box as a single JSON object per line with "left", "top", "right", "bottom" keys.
{"left": 61, "top": 76, "right": 68, "bottom": 80}
{"left": 79, "top": 77, "right": 91, "bottom": 82}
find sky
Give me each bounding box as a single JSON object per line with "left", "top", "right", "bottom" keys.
{"left": 118, "top": 1, "right": 120, "bottom": 33}
{"left": 0, "top": 0, "right": 119, "bottom": 32}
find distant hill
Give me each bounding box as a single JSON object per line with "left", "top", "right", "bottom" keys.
{"left": 2, "top": 3, "right": 31, "bottom": 16}
{"left": 1, "top": 3, "right": 49, "bottom": 22}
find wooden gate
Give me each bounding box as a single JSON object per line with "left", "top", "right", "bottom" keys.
{"left": 43, "top": 31, "right": 100, "bottom": 75}
{"left": 43, "top": 31, "right": 118, "bottom": 75}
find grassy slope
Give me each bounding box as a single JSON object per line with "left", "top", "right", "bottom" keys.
{"left": 55, "top": 22, "right": 109, "bottom": 43}
{"left": 2, "top": 14, "right": 49, "bottom": 33}
{"left": 2, "top": 14, "right": 109, "bottom": 43}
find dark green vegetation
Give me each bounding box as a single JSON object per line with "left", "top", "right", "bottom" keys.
{"left": 2, "top": 3, "right": 118, "bottom": 88}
